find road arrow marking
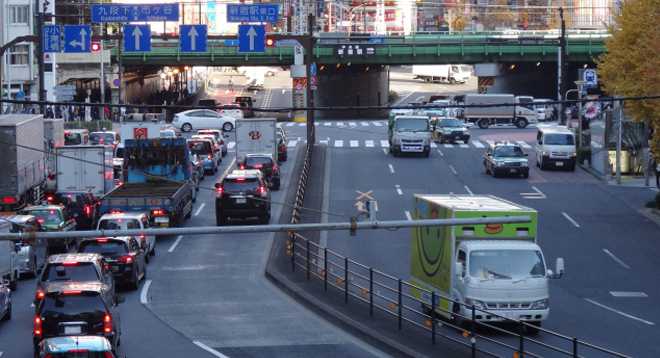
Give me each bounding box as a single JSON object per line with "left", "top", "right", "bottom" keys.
{"left": 188, "top": 26, "right": 198, "bottom": 51}
{"left": 132, "top": 26, "right": 143, "bottom": 50}
{"left": 246, "top": 26, "right": 257, "bottom": 51}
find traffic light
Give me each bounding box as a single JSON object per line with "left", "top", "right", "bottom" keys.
{"left": 91, "top": 42, "right": 101, "bottom": 53}
{"left": 265, "top": 37, "right": 275, "bottom": 47}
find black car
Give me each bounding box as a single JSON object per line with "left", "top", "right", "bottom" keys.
{"left": 215, "top": 170, "right": 271, "bottom": 225}
{"left": 238, "top": 154, "right": 280, "bottom": 190}
{"left": 35, "top": 253, "right": 115, "bottom": 307}
{"left": 432, "top": 118, "right": 470, "bottom": 144}
{"left": 33, "top": 281, "right": 122, "bottom": 354}
{"left": 483, "top": 142, "right": 530, "bottom": 178}
{"left": 78, "top": 237, "right": 147, "bottom": 290}
{"left": 47, "top": 192, "right": 99, "bottom": 230}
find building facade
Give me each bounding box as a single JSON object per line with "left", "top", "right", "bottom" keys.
{"left": 1, "top": 0, "right": 37, "bottom": 102}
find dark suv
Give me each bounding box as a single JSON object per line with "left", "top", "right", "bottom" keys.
{"left": 78, "top": 237, "right": 147, "bottom": 290}
{"left": 238, "top": 154, "right": 280, "bottom": 190}
{"left": 215, "top": 170, "right": 271, "bottom": 225}
{"left": 33, "top": 282, "right": 122, "bottom": 355}
{"left": 47, "top": 192, "right": 99, "bottom": 230}
{"left": 36, "top": 253, "right": 115, "bottom": 307}
{"left": 483, "top": 142, "right": 530, "bottom": 178}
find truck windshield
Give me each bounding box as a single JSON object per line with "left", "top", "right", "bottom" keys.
{"left": 64, "top": 133, "right": 83, "bottom": 145}
{"left": 544, "top": 134, "right": 574, "bottom": 145}
{"left": 469, "top": 250, "right": 545, "bottom": 280}
{"left": 395, "top": 118, "right": 429, "bottom": 132}
{"left": 438, "top": 119, "right": 464, "bottom": 127}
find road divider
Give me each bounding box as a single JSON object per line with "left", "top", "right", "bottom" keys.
{"left": 140, "top": 279, "right": 152, "bottom": 305}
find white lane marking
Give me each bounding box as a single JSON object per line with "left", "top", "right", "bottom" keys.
{"left": 349, "top": 122, "right": 357, "bottom": 127}
{"left": 472, "top": 140, "right": 485, "bottom": 148}
{"left": 282, "top": 89, "right": 286, "bottom": 94}
{"left": 298, "top": 123, "right": 306, "bottom": 127}
{"left": 388, "top": 164, "right": 395, "bottom": 174}
{"left": 287, "top": 139, "right": 298, "bottom": 148}
{"left": 168, "top": 235, "right": 184, "bottom": 253}
{"left": 449, "top": 165, "right": 458, "bottom": 175}
{"left": 193, "top": 341, "right": 232, "bottom": 358}
{"left": 517, "top": 140, "right": 532, "bottom": 149}
{"left": 334, "top": 140, "right": 344, "bottom": 147}
{"left": 444, "top": 144, "right": 454, "bottom": 148}
{"left": 337, "top": 122, "right": 345, "bottom": 127}
{"left": 365, "top": 140, "right": 374, "bottom": 147}
{"left": 436, "top": 149, "right": 444, "bottom": 157}
{"left": 415, "top": 95, "right": 425, "bottom": 102}
{"left": 319, "top": 139, "right": 328, "bottom": 145}
{"left": 610, "top": 291, "right": 648, "bottom": 298}
{"left": 382, "top": 148, "right": 388, "bottom": 155}
{"left": 286, "top": 122, "right": 295, "bottom": 127}
{"left": 584, "top": 298, "right": 655, "bottom": 326}
{"left": 350, "top": 140, "right": 359, "bottom": 147}
{"left": 395, "top": 184, "right": 403, "bottom": 195}
{"left": 464, "top": 185, "right": 474, "bottom": 196}
{"left": 430, "top": 142, "right": 437, "bottom": 148}
{"left": 521, "top": 186, "right": 547, "bottom": 199}
{"left": 394, "top": 91, "right": 415, "bottom": 106}
{"left": 603, "top": 249, "right": 631, "bottom": 269}
{"left": 373, "top": 122, "right": 383, "bottom": 127}
{"left": 404, "top": 210, "right": 412, "bottom": 221}
{"left": 324, "top": 122, "right": 331, "bottom": 126}
{"left": 562, "top": 212, "right": 580, "bottom": 228}
{"left": 486, "top": 140, "right": 495, "bottom": 146}
{"left": 194, "top": 203, "right": 206, "bottom": 217}
{"left": 459, "top": 143, "right": 469, "bottom": 148}
{"left": 227, "top": 141, "right": 236, "bottom": 149}
{"left": 361, "top": 122, "right": 369, "bottom": 126}
{"left": 140, "top": 279, "right": 152, "bottom": 304}
{"left": 380, "top": 140, "right": 389, "bottom": 148}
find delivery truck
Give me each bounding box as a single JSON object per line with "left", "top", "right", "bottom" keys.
{"left": 44, "top": 118, "right": 65, "bottom": 193}
{"left": 235, "top": 118, "right": 278, "bottom": 161}
{"left": 463, "top": 94, "right": 538, "bottom": 129}
{"left": 55, "top": 146, "right": 114, "bottom": 197}
{"left": 410, "top": 195, "right": 564, "bottom": 333}
{"left": 0, "top": 114, "right": 46, "bottom": 211}
{"left": 412, "top": 65, "right": 472, "bottom": 84}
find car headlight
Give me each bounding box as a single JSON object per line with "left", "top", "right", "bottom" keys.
{"left": 531, "top": 299, "right": 549, "bottom": 310}
{"left": 570, "top": 152, "right": 577, "bottom": 157}
{"left": 521, "top": 161, "right": 529, "bottom": 167}
{"left": 24, "top": 258, "right": 31, "bottom": 263}
{"left": 465, "top": 298, "right": 486, "bottom": 309}
{"left": 495, "top": 161, "right": 505, "bottom": 167}
{"left": 542, "top": 151, "right": 549, "bottom": 156}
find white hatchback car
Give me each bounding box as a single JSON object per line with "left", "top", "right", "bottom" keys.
{"left": 173, "top": 109, "right": 236, "bottom": 132}
{"left": 218, "top": 104, "right": 244, "bottom": 120}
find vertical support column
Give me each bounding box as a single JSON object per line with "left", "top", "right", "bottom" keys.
{"left": 35, "top": 0, "right": 45, "bottom": 113}
{"left": 305, "top": 14, "right": 315, "bottom": 145}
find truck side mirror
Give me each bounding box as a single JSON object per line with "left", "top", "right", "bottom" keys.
{"left": 214, "top": 182, "right": 222, "bottom": 189}
{"left": 455, "top": 262, "right": 464, "bottom": 278}
{"left": 555, "top": 257, "right": 565, "bottom": 278}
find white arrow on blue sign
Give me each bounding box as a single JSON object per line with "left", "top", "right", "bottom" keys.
{"left": 238, "top": 25, "right": 265, "bottom": 53}
{"left": 180, "top": 25, "right": 207, "bottom": 52}
{"left": 63, "top": 25, "right": 91, "bottom": 53}
{"left": 123, "top": 25, "right": 151, "bottom": 52}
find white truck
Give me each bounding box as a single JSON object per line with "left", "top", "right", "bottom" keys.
{"left": 410, "top": 195, "right": 564, "bottom": 333}
{"left": 235, "top": 118, "right": 278, "bottom": 161}
{"left": 387, "top": 115, "right": 432, "bottom": 157}
{"left": 412, "top": 65, "right": 472, "bottom": 84}
{"left": 44, "top": 118, "right": 65, "bottom": 193}
{"left": 463, "top": 94, "right": 538, "bottom": 129}
{"left": 0, "top": 220, "right": 18, "bottom": 291}
{"left": 55, "top": 146, "right": 114, "bottom": 197}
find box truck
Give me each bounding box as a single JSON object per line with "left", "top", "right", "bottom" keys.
{"left": 55, "top": 146, "right": 114, "bottom": 197}
{"left": 412, "top": 65, "right": 472, "bottom": 84}
{"left": 410, "top": 195, "right": 564, "bottom": 332}
{"left": 463, "top": 94, "right": 537, "bottom": 129}
{"left": 0, "top": 114, "right": 46, "bottom": 211}
{"left": 44, "top": 118, "right": 65, "bottom": 193}
{"left": 235, "top": 118, "right": 277, "bottom": 161}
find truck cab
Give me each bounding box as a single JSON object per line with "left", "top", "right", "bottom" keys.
{"left": 64, "top": 129, "right": 89, "bottom": 146}
{"left": 388, "top": 115, "right": 432, "bottom": 157}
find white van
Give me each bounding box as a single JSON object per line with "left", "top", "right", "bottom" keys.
{"left": 535, "top": 127, "right": 577, "bottom": 171}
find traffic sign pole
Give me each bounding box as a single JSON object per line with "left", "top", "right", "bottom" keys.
{"left": 35, "top": 0, "right": 46, "bottom": 113}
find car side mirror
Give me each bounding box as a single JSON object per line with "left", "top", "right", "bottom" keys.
{"left": 14, "top": 243, "right": 21, "bottom": 253}
{"left": 455, "top": 262, "right": 464, "bottom": 278}
{"left": 214, "top": 182, "right": 222, "bottom": 189}
{"left": 554, "top": 258, "right": 565, "bottom": 278}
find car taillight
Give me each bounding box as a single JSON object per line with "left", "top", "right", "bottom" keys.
{"left": 97, "top": 238, "right": 109, "bottom": 243}
{"left": 1, "top": 196, "right": 16, "bottom": 204}
{"left": 62, "top": 261, "right": 79, "bottom": 266}
{"left": 151, "top": 209, "right": 165, "bottom": 216}
{"left": 110, "top": 209, "right": 122, "bottom": 214}
{"left": 33, "top": 316, "right": 42, "bottom": 337}
{"left": 216, "top": 186, "right": 224, "bottom": 195}
{"left": 119, "top": 254, "right": 134, "bottom": 264}
{"left": 104, "top": 313, "right": 113, "bottom": 334}
{"left": 63, "top": 290, "right": 82, "bottom": 295}
{"left": 84, "top": 204, "right": 93, "bottom": 217}
{"left": 272, "top": 163, "right": 279, "bottom": 173}
{"left": 239, "top": 164, "right": 245, "bottom": 170}
{"left": 258, "top": 185, "right": 267, "bottom": 197}
{"left": 35, "top": 289, "right": 45, "bottom": 301}
{"left": 207, "top": 154, "right": 213, "bottom": 160}
{"left": 46, "top": 195, "right": 54, "bottom": 202}
{"left": 253, "top": 164, "right": 263, "bottom": 169}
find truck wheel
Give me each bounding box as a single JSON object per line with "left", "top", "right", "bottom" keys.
{"left": 515, "top": 118, "right": 528, "bottom": 128}
{"left": 2, "top": 302, "right": 11, "bottom": 321}
{"left": 9, "top": 272, "right": 17, "bottom": 291}
{"left": 223, "top": 122, "right": 234, "bottom": 132}
{"left": 423, "top": 149, "right": 430, "bottom": 158}
{"left": 216, "top": 213, "right": 227, "bottom": 226}
{"left": 478, "top": 119, "right": 489, "bottom": 129}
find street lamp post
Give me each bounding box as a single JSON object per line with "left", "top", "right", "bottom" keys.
{"left": 574, "top": 80, "right": 586, "bottom": 156}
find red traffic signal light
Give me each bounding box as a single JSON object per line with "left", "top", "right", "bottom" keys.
{"left": 265, "top": 38, "right": 275, "bottom": 47}
{"left": 91, "top": 42, "right": 101, "bottom": 53}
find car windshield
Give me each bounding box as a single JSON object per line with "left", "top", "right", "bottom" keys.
{"left": 493, "top": 146, "right": 524, "bottom": 158}
{"left": 89, "top": 133, "right": 115, "bottom": 145}
{"left": 188, "top": 141, "right": 212, "bottom": 154}
{"left": 469, "top": 250, "right": 545, "bottom": 279}
{"left": 544, "top": 133, "right": 575, "bottom": 145}
{"left": 64, "top": 133, "right": 83, "bottom": 145}
{"left": 245, "top": 157, "right": 272, "bottom": 167}
{"left": 160, "top": 130, "right": 176, "bottom": 138}
{"left": 42, "top": 263, "right": 99, "bottom": 282}
{"left": 79, "top": 241, "right": 128, "bottom": 256}
{"left": 98, "top": 219, "right": 141, "bottom": 230}
{"left": 395, "top": 118, "right": 429, "bottom": 131}
{"left": 197, "top": 131, "right": 220, "bottom": 141}
{"left": 27, "top": 209, "right": 62, "bottom": 226}
{"left": 224, "top": 178, "right": 259, "bottom": 193}
{"left": 438, "top": 119, "right": 464, "bottom": 127}
{"left": 42, "top": 293, "right": 105, "bottom": 316}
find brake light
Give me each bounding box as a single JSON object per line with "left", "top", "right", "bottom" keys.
{"left": 46, "top": 195, "right": 54, "bottom": 202}
{"left": 253, "top": 164, "right": 263, "bottom": 169}
{"left": 235, "top": 177, "right": 245, "bottom": 182}
{"left": 207, "top": 154, "right": 213, "bottom": 160}
{"left": 63, "top": 290, "right": 82, "bottom": 295}
{"left": 103, "top": 313, "right": 113, "bottom": 334}
{"left": 1, "top": 196, "right": 16, "bottom": 204}
{"left": 37, "top": 218, "right": 45, "bottom": 224}
{"left": 216, "top": 186, "right": 224, "bottom": 195}
{"left": 272, "top": 163, "right": 279, "bottom": 173}
{"left": 119, "top": 254, "right": 134, "bottom": 264}
{"left": 35, "top": 289, "right": 45, "bottom": 301}
{"left": 68, "top": 349, "right": 90, "bottom": 353}
{"left": 62, "top": 261, "right": 79, "bottom": 266}
{"left": 110, "top": 209, "right": 122, "bottom": 214}
{"left": 258, "top": 185, "right": 267, "bottom": 197}
{"left": 84, "top": 204, "right": 93, "bottom": 217}
{"left": 97, "top": 238, "right": 109, "bottom": 243}
{"left": 239, "top": 164, "right": 245, "bottom": 170}
{"left": 33, "top": 316, "right": 42, "bottom": 337}
{"left": 152, "top": 209, "right": 165, "bottom": 216}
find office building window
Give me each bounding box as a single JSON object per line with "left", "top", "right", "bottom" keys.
{"left": 10, "top": 45, "right": 30, "bottom": 65}
{"left": 9, "top": 5, "right": 30, "bottom": 24}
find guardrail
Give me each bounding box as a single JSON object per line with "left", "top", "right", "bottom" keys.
{"left": 285, "top": 232, "right": 631, "bottom": 358}
{"left": 290, "top": 141, "right": 313, "bottom": 225}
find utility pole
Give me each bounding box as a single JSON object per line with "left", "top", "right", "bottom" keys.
{"left": 35, "top": 0, "right": 46, "bottom": 114}
{"left": 558, "top": 7, "right": 567, "bottom": 125}
{"left": 616, "top": 100, "right": 623, "bottom": 184}
{"left": 305, "top": 14, "right": 316, "bottom": 145}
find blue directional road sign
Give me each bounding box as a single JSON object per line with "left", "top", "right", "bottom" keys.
{"left": 180, "top": 25, "right": 207, "bottom": 52}
{"left": 227, "top": 4, "right": 279, "bottom": 23}
{"left": 123, "top": 25, "right": 151, "bottom": 52}
{"left": 238, "top": 25, "right": 265, "bottom": 53}
{"left": 91, "top": 3, "right": 180, "bottom": 23}
{"left": 43, "top": 25, "right": 62, "bottom": 53}
{"left": 63, "top": 25, "right": 91, "bottom": 53}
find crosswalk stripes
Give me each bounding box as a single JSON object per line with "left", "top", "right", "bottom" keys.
{"left": 322, "top": 139, "right": 537, "bottom": 150}
{"left": 430, "top": 142, "right": 437, "bottom": 148}
{"left": 360, "top": 122, "right": 370, "bottom": 126}
{"left": 472, "top": 140, "right": 485, "bottom": 148}
{"left": 349, "top": 122, "right": 357, "bottom": 127}
{"left": 365, "top": 140, "right": 374, "bottom": 147}
{"left": 516, "top": 140, "right": 532, "bottom": 149}
{"left": 227, "top": 141, "right": 236, "bottom": 149}
{"left": 287, "top": 140, "right": 298, "bottom": 148}
{"left": 372, "top": 122, "right": 383, "bottom": 127}
{"left": 337, "top": 122, "right": 345, "bottom": 127}
{"left": 298, "top": 123, "right": 306, "bottom": 127}
{"left": 444, "top": 144, "right": 454, "bottom": 148}
{"left": 459, "top": 143, "right": 470, "bottom": 148}
{"left": 334, "top": 140, "right": 344, "bottom": 147}
{"left": 350, "top": 140, "right": 359, "bottom": 147}
{"left": 324, "top": 122, "right": 331, "bottom": 126}
{"left": 380, "top": 140, "right": 389, "bottom": 148}
{"left": 286, "top": 123, "right": 295, "bottom": 127}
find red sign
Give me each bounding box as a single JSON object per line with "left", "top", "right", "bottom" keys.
{"left": 133, "top": 127, "right": 148, "bottom": 140}
{"left": 248, "top": 130, "right": 262, "bottom": 140}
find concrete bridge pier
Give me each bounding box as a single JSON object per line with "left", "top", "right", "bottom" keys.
{"left": 314, "top": 64, "right": 389, "bottom": 119}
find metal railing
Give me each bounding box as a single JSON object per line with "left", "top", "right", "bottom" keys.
{"left": 290, "top": 142, "right": 314, "bottom": 225}
{"left": 285, "top": 232, "right": 631, "bottom": 358}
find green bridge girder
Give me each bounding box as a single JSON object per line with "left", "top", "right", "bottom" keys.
{"left": 115, "top": 36, "right": 607, "bottom": 67}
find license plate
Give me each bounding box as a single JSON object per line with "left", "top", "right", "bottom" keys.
{"left": 555, "top": 162, "right": 564, "bottom": 167}
{"left": 64, "top": 326, "right": 81, "bottom": 335}
{"left": 235, "top": 197, "right": 246, "bottom": 204}
{"left": 111, "top": 266, "right": 120, "bottom": 272}
{"left": 155, "top": 216, "right": 169, "bottom": 223}
{"left": 402, "top": 146, "right": 422, "bottom": 152}
{"left": 509, "top": 168, "right": 518, "bottom": 173}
